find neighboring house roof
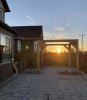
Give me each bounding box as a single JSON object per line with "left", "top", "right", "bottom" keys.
{"left": 0, "top": 20, "right": 18, "bottom": 34}
{"left": 1, "top": 0, "right": 10, "bottom": 12}
{"left": 12, "top": 26, "right": 43, "bottom": 39}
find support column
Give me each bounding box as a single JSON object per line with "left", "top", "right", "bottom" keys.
{"left": 37, "top": 41, "right": 40, "bottom": 71}
{"left": 64, "top": 44, "right": 71, "bottom": 67}
{"left": 76, "top": 40, "right": 79, "bottom": 69}
{"left": 68, "top": 44, "right": 72, "bottom": 67}
{"left": 41, "top": 44, "right": 47, "bottom": 68}
{"left": 41, "top": 50, "right": 44, "bottom": 67}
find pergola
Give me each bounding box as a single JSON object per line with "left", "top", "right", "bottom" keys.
{"left": 36, "top": 39, "right": 79, "bottom": 70}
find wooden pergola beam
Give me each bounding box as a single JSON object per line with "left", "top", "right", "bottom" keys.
{"left": 70, "top": 41, "right": 77, "bottom": 50}
{"left": 44, "top": 39, "right": 78, "bottom": 42}
{"left": 40, "top": 44, "right": 47, "bottom": 50}
{"left": 45, "top": 44, "right": 69, "bottom": 46}
{"left": 64, "top": 45, "right": 69, "bottom": 51}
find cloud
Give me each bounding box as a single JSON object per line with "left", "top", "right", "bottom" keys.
{"left": 26, "top": 15, "right": 40, "bottom": 25}
{"left": 65, "top": 23, "right": 71, "bottom": 26}
{"left": 55, "top": 27, "right": 65, "bottom": 31}
{"left": 26, "top": 15, "right": 33, "bottom": 20}
{"left": 26, "top": 15, "right": 34, "bottom": 24}
{"left": 44, "top": 31, "right": 70, "bottom": 40}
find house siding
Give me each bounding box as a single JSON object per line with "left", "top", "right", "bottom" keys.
{"left": 13, "top": 26, "right": 43, "bottom": 71}
{"left": 15, "top": 40, "right": 38, "bottom": 71}
{"left": 0, "top": 0, "right": 5, "bottom": 11}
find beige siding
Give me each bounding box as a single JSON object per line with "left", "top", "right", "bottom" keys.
{"left": 0, "top": 27, "right": 13, "bottom": 36}
{"left": 0, "top": 0, "right": 5, "bottom": 11}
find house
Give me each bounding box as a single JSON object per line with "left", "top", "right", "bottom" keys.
{"left": 0, "top": 0, "right": 18, "bottom": 81}
{"left": 0, "top": 0, "right": 43, "bottom": 82}
{"left": 12, "top": 26, "right": 43, "bottom": 71}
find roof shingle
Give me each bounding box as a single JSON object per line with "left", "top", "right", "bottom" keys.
{"left": 12, "top": 26, "right": 43, "bottom": 39}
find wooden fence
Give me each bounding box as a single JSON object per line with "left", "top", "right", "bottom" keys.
{"left": 44, "top": 53, "right": 87, "bottom": 72}
{"left": 0, "top": 62, "right": 13, "bottom": 81}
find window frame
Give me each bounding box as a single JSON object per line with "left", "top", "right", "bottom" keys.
{"left": 17, "top": 39, "right": 22, "bottom": 52}
{"left": 0, "top": 33, "right": 12, "bottom": 62}
{"left": 34, "top": 41, "right": 38, "bottom": 52}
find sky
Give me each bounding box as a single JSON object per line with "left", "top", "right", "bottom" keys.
{"left": 5, "top": 0, "right": 87, "bottom": 51}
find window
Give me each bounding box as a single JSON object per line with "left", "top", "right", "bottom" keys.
{"left": 1, "top": 35, "right": 5, "bottom": 45}
{"left": 18, "top": 40, "right": 21, "bottom": 52}
{"left": 0, "top": 34, "right": 11, "bottom": 62}
{"left": 34, "top": 41, "right": 37, "bottom": 52}
{"left": 0, "top": 9, "right": 4, "bottom": 21}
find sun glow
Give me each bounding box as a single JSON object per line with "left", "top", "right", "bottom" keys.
{"left": 56, "top": 48, "right": 63, "bottom": 53}
{"left": 46, "top": 46, "right": 67, "bottom": 53}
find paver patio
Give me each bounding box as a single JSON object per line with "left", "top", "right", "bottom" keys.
{"left": 0, "top": 66, "right": 87, "bottom": 100}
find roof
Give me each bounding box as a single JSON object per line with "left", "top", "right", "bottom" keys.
{"left": 1, "top": 0, "right": 10, "bottom": 12}
{"left": 0, "top": 20, "right": 18, "bottom": 34}
{"left": 12, "top": 26, "right": 43, "bottom": 39}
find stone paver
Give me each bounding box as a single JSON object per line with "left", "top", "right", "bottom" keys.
{"left": 0, "top": 66, "right": 87, "bottom": 100}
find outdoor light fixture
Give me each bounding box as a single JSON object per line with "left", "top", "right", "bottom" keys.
{"left": 25, "top": 45, "right": 29, "bottom": 50}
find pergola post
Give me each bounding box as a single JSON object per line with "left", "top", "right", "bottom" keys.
{"left": 37, "top": 41, "right": 41, "bottom": 71}
{"left": 76, "top": 40, "right": 79, "bottom": 69}
{"left": 41, "top": 44, "right": 47, "bottom": 67}
{"left": 68, "top": 43, "right": 72, "bottom": 67}
{"left": 64, "top": 44, "right": 72, "bottom": 67}
{"left": 41, "top": 49, "right": 44, "bottom": 67}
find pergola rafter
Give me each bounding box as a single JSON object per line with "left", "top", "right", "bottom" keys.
{"left": 36, "top": 39, "right": 79, "bottom": 70}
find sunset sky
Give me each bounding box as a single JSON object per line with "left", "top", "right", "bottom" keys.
{"left": 6, "top": 0, "right": 87, "bottom": 51}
